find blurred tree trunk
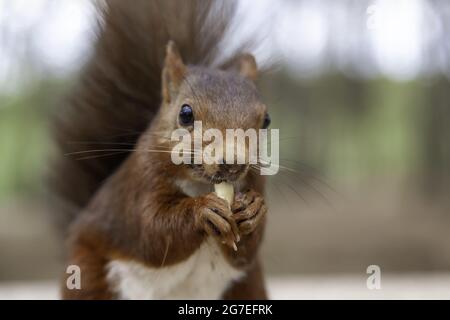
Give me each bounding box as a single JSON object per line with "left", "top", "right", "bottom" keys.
{"left": 421, "top": 77, "right": 450, "bottom": 198}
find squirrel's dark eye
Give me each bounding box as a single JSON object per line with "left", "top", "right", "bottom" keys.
{"left": 262, "top": 113, "right": 271, "bottom": 129}
{"left": 179, "top": 104, "right": 194, "bottom": 126}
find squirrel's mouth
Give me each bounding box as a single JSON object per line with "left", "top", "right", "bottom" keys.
{"left": 189, "top": 164, "right": 249, "bottom": 184}
{"left": 206, "top": 174, "right": 236, "bottom": 184}
{"left": 203, "top": 171, "right": 246, "bottom": 184}
{"left": 208, "top": 175, "right": 228, "bottom": 184}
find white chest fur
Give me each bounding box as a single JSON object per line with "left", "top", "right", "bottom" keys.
{"left": 106, "top": 238, "right": 244, "bottom": 300}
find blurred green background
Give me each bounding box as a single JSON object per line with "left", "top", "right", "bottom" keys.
{"left": 1, "top": 0, "right": 450, "bottom": 282}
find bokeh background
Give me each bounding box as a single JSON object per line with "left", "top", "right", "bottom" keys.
{"left": 1, "top": 0, "right": 450, "bottom": 298}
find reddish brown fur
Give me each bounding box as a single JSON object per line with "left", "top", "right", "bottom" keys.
{"left": 52, "top": 0, "right": 268, "bottom": 300}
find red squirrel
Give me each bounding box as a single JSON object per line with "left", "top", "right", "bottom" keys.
{"left": 50, "top": 0, "right": 269, "bottom": 299}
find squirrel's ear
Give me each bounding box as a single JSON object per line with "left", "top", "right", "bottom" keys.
{"left": 162, "top": 41, "right": 186, "bottom": 104}
{"left": 236, "top": 53, "right": 258, "bottom": 82}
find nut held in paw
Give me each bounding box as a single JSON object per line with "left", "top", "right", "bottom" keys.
{"left": 214, "top": 182, "right": 234, "bottom": 207}
{"left": 214, "top": 182, "right": 237, "bottom": 250}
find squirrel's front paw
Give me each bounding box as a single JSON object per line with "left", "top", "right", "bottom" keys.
{"left": 195, "top": 193, "right": 239, "bottom": 250}
{"left": 231, "top": 190, "right": 267, "bottom": 235}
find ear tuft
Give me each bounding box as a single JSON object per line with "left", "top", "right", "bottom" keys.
{"left": 162, "top": 41, "right": 186, "bottom": 104}
{"left": 237, "top": 53, "right": 258, "bottom": 81}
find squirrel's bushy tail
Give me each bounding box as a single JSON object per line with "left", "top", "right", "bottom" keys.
{"left": 49, "top": 0, "right": 247, "bottom": 229}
